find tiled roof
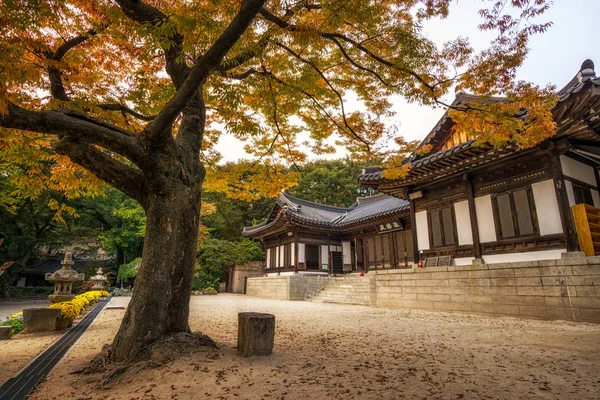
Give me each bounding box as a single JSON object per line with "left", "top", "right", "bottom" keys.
{"left": 359, "top": 59, "right": 600, "bottom": 188}
{"left": 24, "top": 257, "right": 112, "bottom": 276}
{"left": 243, "top": 192, "right": 409, "bottom": 237}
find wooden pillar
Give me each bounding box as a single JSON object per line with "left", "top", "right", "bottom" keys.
{"left": 362, "top": 231, "right": 369, "bottom": 273}
{"left": 327, "top": 235, "right": 332, "bottom": 275}
{"left": 409, "top": 198, "right": 420, "bottom": 264}
{"left": 552, "top": 149, "right": 579, "bottom": 251}
{"left": 278, "top": 235, "right": 282, "bottom": 275}
{"left": 464, "top": 174, "right": 482, "bottom": 259}
{"left": 293, "top": 228, "right": 299, "bottom": 273}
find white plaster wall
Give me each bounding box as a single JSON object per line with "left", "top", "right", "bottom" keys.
{"left": 275, "top": 247, "right": 280, "bottom": 267}
{"left": 453, "top": 257, "right": 475, "bottom": 266}
{"left": 342, "top": 241, "right": 351, "bottom": 264}
{"left": 266, "top": 248, "right": 271, "bottom": 269}
{"left": 560, "top": 155, "right": 597, "bottom": 187}
{"left": 290, "top": 242, "right": 295, "bottom": 266}
{"left": 279, "top": 245, "right": 285, "bottom": 266}
{"left": 474, "top": 195, "right": 497, "bottom": 243}
{"left": 592, "top": 189, "right": 600, "bottom": 208}
{"left": 320, "top": 245, "right": 329, "bottom": 267}
{"left": 454, "top": 200, "right": 473, "bottom": 245}
{"left": 565, "top": 180, "right": 576, "bottom": 206}
{"left": 298, "top": 243, "right": 305, "bottom": 263}
{"left": 415, "top": 210, "right": 430, "bottom": 251}
{"left": 482, "top": 249, "right": 566, "bottom": 264}
{"left": 532, "top": 179, "right": 563, "bottom": 236}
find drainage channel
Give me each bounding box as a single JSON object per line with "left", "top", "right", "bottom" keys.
{"left": 0, "top": 298, "right": 110, "bottom": 400}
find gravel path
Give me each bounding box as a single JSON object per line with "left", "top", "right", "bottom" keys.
{"left": 29, "top": 294, "right": 600, "bottom": 400}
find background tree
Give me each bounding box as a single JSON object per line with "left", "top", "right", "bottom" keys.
{"left": 287, "top": 158, "right": 378, "bottom": 207}
{"left": 0, "top": 0, "right": 555, "bottom": 361}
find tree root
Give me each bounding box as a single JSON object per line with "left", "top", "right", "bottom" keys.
{"left": 74, "top": 332, "right": 218, "bottom": 388}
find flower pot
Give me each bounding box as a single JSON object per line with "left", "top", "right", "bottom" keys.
{"left": 53, "top": 317, "right": 74, "bottom": 331}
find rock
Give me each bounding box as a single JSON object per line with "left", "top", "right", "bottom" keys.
{"left": 23, "top": 308, "right": 60, "bottom": 333}
{"left": 237, "top": 312, "right": 275, "bottom": 357}
{"left": 0, "top": 326, "right": 11, "bottom": 340}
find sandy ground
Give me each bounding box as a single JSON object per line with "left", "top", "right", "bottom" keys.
{"left": 0, "top": 330, "right": 63, "bottom": 386}
{"left": 0, "top": 300, "right": 60, "bottom": 386}
{"left": 24, "top": 294, "right": 600, "bottom": 400}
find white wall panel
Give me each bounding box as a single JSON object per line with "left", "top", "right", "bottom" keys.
{"left": 290, "top": 242, "right": 295, "bottom": 266}
{"left": 560, "top": 155, "right": 597, "bottom": 186}
{"left": 415, "top": 210, "right": 430, "bottom": 251}
{"left": 475, "top": 195, "right": 497, "bottom": 243}
{"left": 266, "top": 248, "right": 271, "bottom": 269}
{"left": 298, "top": 243, "right": 305, "bottom": 263}
{"left": 565, "top": 180, "right": 576, "bottom": 206}
{"left": 482, "top": 249, "right": 566, "bottom": 264}
{"left": 342, "top": 241, "right": 351, "bottom": 264}
{"left": 320, "top": 245, "right": 329, "bottom": 267}
{"left": 592, "top": 190, "right": 600, "bottom": 208}
{"left": 454, "top": 200, "right": 473, "bottom": 245}
{"left": 532, "top": 179, "right": 563, "bottom": 236}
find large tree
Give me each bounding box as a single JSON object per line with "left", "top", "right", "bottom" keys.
{"left": 0, "top": 0, "right": 555, "bottom": 360}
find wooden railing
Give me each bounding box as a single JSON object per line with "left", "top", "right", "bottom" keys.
{"left": 572, "top": 204, "right": 600, "bottom": 256}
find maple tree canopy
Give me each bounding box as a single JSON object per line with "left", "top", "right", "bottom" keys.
{"left": 0, "top": 0, "right": 555, "bottom": 203}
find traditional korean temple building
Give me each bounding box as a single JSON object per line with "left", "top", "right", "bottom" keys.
{"left": 242, "top": 192, "right": 412, "bottom": 274}
{"left": 245, "top": 59, "right": 600, "bottom": 273}
{"left": 359, "top": 59, "right": 600, "bottom": 266}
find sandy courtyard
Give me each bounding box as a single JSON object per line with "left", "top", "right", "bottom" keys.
{"left": 22, "top": 294, "right": 600, "bottom": 399}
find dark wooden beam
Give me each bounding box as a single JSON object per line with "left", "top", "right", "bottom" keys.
{"left": 464, "top": 174, "right": 482, "bottom": 259}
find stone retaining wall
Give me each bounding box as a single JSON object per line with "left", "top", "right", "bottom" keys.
{"left": 246, "top": 275, "right": 330, "bottom": 301}
{"left": 371, "top": 257, "right": 600, "bottom": 322}
{"left": 230, "top": 261, "right": 264, "bottom": 294}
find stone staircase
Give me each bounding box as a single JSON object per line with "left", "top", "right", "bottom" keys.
{"left": 307, "top": 275, "right": 371, "bottom": 305}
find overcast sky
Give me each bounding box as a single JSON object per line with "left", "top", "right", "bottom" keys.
{"left": 215, "top": 0, "right": 600, "bottom": 162}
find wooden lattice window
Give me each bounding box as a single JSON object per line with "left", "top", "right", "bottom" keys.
{"left": 493, "top": 187, "right": 537, "bottom": 239}
{"left": 284, "top": 244, "right": 292, "bottom": 267}
{"left": 428, "top": 206, "right": 457, "bottom": 248}
{"left": 268, "top": 247, "right": 277, "bottom": 269}
{"left": 573, "top": 183, "right": 594, "bottom": 206}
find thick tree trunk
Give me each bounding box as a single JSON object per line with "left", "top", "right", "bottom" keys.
{"left": 110, "top": 183, "right": 202, "bottom": 361}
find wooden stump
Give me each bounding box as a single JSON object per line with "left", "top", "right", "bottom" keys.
{"left": 237, "top": 312, "right": 275, "bottom": 357}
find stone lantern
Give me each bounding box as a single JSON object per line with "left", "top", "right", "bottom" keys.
{"left": 45, "top": 252, "right": 84, "bottom": 303}
{"left": 90, "top": 267, "right": 108, "bottom": 290}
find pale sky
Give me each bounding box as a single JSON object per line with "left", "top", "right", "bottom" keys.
{"left": 215, "top": 0, "right": 600, "bottom": 162}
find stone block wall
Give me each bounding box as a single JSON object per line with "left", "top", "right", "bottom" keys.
{"left": 246, "top": 275, "right": 330, "bottom": 301}
{"left": 371, "top": 257, "right": 600, "bottom": 322}
{"left": 231, "top": 261, "right": 264, "bottom": 294}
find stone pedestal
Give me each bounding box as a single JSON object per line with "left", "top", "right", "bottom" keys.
{"left": 0, "top": 326, "right": 12, "bottom": 340}
{"left": 23, "top": 308, "right": 60, "bottom": 334}
{"left": 237, "top": 312, "right": 275, "bottom": 357}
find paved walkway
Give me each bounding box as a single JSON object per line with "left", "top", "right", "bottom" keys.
{"left": 0, "top": 300, "right": 50, "bottom": 321}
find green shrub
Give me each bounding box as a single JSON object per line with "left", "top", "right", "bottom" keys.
{"left": 8, "top": 286, "right": 54, "bottom": 298}
{"left": 2, "top": 318, "right": 24, "bottom": 334}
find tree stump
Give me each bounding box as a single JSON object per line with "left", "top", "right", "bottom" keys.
{"left": 237, "top": 312, "right": 275, "bottom": 357}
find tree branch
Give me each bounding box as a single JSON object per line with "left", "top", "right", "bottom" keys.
{"left": 114, "top": 0, "right": 190, "bottom": 88}
{"left": 258, "top": 7, "right": 436, "bottom": 93}
{"left": 53, "top": 138, "right": 146, "bottom": 202}
{"left": 1, "top": 103, "right": 145, "bottom": 165}
{"left": 273, "top": 41, "right": 372, "bottom": 151}
{"left": 45, "top": 28, "right": 101, "bottom": 101}
{"left": 98, "top": 103, "right": 156, "bottom": 121}
{"left": 146, "top": 0, "right": 265, "bottom": 139}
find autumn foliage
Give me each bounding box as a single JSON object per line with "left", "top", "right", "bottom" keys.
{"left": 0, "top": 0, "right": 556, "bottom": 360}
